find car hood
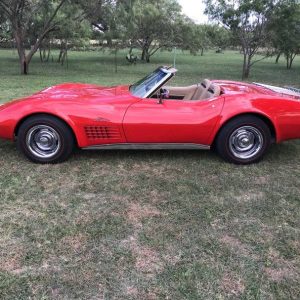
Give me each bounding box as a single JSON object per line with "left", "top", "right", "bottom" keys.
{"left": 33, "top": 83, "right": 130, "bottom": 100}
{"left": 0, "top": 83, "right": 134, "bottom": 111}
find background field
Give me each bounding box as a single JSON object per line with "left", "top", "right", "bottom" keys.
{"left": 0, "top": 49, "right": 299, "bottom": 299}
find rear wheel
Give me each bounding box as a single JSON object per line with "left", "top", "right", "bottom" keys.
{"left": 17, "top": 115, "right": 75, "bottom": 164}
{"left": 215, "top": 115, "right": 271, "bottom": 164}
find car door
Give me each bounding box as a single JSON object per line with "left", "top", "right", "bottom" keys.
{"left": 123, "top": 96, "right": 225, "bottom": 145}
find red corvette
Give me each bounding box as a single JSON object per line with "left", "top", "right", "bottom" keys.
{"left": 1, "top": 66, "right": 300, "bottom": 164}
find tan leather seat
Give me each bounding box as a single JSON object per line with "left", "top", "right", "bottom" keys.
{"left": 200, "top": 83, "right": 221, "bottom": 100}
{"left": 191, "top": 79, "right": 211, "bottom": 100}
{"left": 165, "top": 79, "right": 221, "bottom": 101}
{"left": 164, "top": 85, "right": 198, "bottom": 100}
{"left": 183, "top": 85, "right": 198, "bottom": 100}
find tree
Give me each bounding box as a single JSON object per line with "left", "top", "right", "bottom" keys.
{"left": 78, "top": 0, "right": 114, "bottom": 32}
{"left": 175, "top": 19, "right": 211, "bottom": 56}
{"left": 0, "top": 11, "right": 11, "bottom": 45}
{"left": 0, "top": 0, "right": 67, "bottom": 74}
{"left": 53, "top": 2, "right": 92, "bottom": 65}
{"left": 206, "top": 25, "right": 232, "bottom": 50}
{"left": 204, "top": 0, "right": 275, "bottom": 79}
{"left": 269, "top": 0, "right": 300, "bottom": 69}
{"left": 113, "top": 0, "right": 184, "bottom": 62}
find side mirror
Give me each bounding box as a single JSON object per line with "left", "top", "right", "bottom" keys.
{"left": 158, "top": 88, "right": 169, "bottom": 104}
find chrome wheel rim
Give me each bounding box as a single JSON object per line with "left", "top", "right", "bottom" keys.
{"left": 26, "top": 125, "right": 61, "bottom": 159}
{"left": 229, "top": 126, "right": 263, "bottom": 159}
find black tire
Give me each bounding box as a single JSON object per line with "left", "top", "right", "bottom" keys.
{"left": 215, "top": 115, "right": 271, "bottom": 164}
{"left": 17, "top": 115, "right": 75, "bottom": 164}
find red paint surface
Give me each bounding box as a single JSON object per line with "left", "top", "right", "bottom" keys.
{"left": 1, "top": 80, "right": 300, "bottom": 147}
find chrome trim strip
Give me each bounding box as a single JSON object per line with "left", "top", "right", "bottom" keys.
{"left": 253, "top": 82, "right": 300, "bottom": 97}
{"left": 82, "top": 143, "right": 210, "bottom": 150}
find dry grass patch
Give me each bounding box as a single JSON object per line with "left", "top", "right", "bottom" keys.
{"left": 0, "top": 249, "right": 23, "bottom": 273}
{"left": 1, "top": 50, "right": 300, "bottom": 299}
{"left": 264, "top": 267, "right": 298, "bottom": 283}
{"left": 126, "top": 203, "right": 163, "bottom": 227}
{"left": 219, "top": 235, "right": 253, "bottom": 258}
{"left": 59, "top": 233, "right": 88, "bottom": 253}
{"left": 221, "top": 272, "right": 246, "bottom": 297}
{"left": 123, "top": 203, "right": 165, "bottom": 277}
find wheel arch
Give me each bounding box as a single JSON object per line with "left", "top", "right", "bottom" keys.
{"left": 14, "top": 113, "right": 79, "bottom": 146}
{"left": 212, "top": 112, "right": 277, "bottom": 146}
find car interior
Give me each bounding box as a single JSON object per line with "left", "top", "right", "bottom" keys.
{"left": 161, "top": 79, "right": 222, "bottom": 100}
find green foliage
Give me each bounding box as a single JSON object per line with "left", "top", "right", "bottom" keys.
{"left": 54, "top": 4, "right": 92, "bottom": 47}
{"left": 269, "top": 0, "right": 300, "bottom": 69}
{"left": 0, "top": 19, "right": 10, "bottom": 44}
{"left": 206, "top": 25, "right": 232, "bottom": 49}
{"left": 109, "top": 0, "right": 184, "bottom": 62}
{"left": 204, "top": 0, "right": 276, "bottom": 78}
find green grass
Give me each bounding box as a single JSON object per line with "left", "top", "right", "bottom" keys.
{"left": 1, "top": 48, "right": 300, "bottom": 103}
{"left": 0, "top": 49, "right": 299, "bottom": 299}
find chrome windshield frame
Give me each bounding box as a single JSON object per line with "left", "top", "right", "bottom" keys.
{"left": 130, "top": 66, "right": 177, "bottom": 98}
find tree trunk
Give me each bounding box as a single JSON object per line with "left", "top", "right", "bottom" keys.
{"left": 243, "top": 65, "right": 250, "bottom": 79}
{"left": 242, "top": 53, "right": 251, "bottom": 79}
{"left": 46, "top": 47, "right": 51, "bottom": 62}
{"left": 275, "top": 52, "right": 281, "bottom": 64}
{"left": 58, "top": 50, "right": 63, "bottom": 62}
{"left": 19, "top": 50, "right": 29, "bottom": 74}
{"left": 141, "top": 47, "right": 146, "bottom": 61}
{"left": 141, "top": 46, "right": 151, "bottom": 63}
{"left": 8, "top": 0, "right": 67, "bottom": 74}
{"left": 286, "top": 53, "right": 291, "bottom": 69}
{"left": 39, "top": 48, "right": 43, "bottom": 62}
{"left": 141, "top": 47, "right": 151, "bottom": 62}
{"left": 20, "top": 56, "right": 29, "bottom": 75}
{"left": 146, "top": 52, "right": 150, "bottom": 63}
{"left": 107, "top": 37, "right": 112, "bottom": 48}
{"left": 286, "top": 53, "right": 296, "bottom": 69}
{"left": 289, "top": 55, "right": 295, "bottom": 69}
{"left": 114, "top": 49, "right": 118, "bottom": 73}
{"left": 242, "top": 54, "right": 247, "bottom": 79}
{"left": 61, "top": 50, "right": 67, "bottom": 65}
{"left": 200, "top": 47, "right": 204, "bottom": 56}
{"left": 14, "top": 30, "right": 28, "bottom": 75}
{"left": 141, "top": 38, "right": 152, "bottom": 62}
{"left": 14, "top": 29, "right": 44, "bottom": 74}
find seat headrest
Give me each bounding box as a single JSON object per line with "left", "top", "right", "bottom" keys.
{"left": 208, "top": 83, "right": 221, "bottom": 96}
{"left": 201, "top": 79, "right": 211, "bottom": 89}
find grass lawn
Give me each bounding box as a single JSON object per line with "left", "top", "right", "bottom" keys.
{"left": 0, "top": 49, "right": 299, "bottom": 299}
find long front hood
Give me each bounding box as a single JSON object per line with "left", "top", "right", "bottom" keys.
{"left": 35, "top": 83, "right": 121, "bottom": 99}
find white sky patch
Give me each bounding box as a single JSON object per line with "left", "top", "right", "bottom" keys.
{"left": 178, "top": 0, "right": 209, "bottom": 24}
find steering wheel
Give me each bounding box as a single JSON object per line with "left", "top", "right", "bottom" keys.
{"left": 157, "top": 88, "right": 169, "bottom": 104}
{"left": 159, "top": 88, "right": 169, "bottom": 98}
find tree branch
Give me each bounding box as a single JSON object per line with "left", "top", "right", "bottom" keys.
{"left": 149, "top": 46, "right": 162, "bottom": 56}
{"left": 249, "top": 53, "right": 272, "bottom": 67}
{"left": 43, "top": 0, "right": 67, "bottom": 32}
{"left": 0, "top": 1, "right": 12, "bottom": 16}
{"left": 26, "top": 0, "right": 67, "bottom": 62}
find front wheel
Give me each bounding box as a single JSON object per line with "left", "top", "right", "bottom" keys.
{"left": 17, "top": 115, "right": 75, "bottom": 164}
{"left": 215, "top": 116, "right": 271, "bottom": 164}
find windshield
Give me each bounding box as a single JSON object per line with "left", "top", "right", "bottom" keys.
{"left": 130, "top": 67, "right": 176, "bottom": 98}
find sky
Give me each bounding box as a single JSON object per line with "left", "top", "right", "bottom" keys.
{"left": 178, "top": 0, "right": 209, "bottom": 24}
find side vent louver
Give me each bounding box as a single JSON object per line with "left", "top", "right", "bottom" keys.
{"left": 85, "top": 126, "right": 121, "bottom": 140}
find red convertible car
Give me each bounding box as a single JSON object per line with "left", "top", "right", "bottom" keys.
{"left": 1, "top": 66, "right": 300, "bottom": 164}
